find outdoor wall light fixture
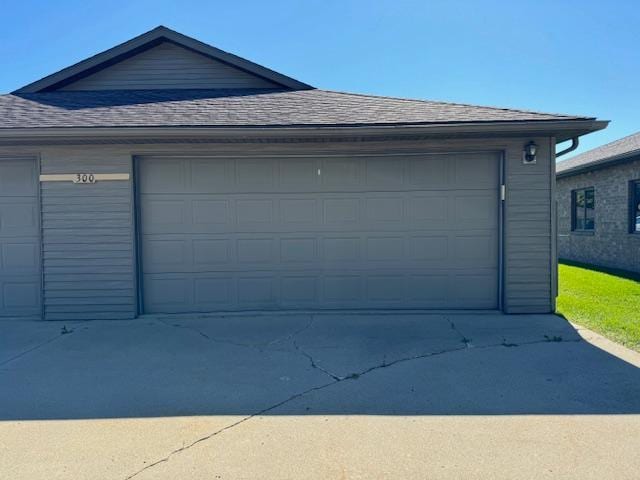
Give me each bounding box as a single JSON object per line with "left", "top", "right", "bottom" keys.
{"left": 523, "top": 141, "right": 538, "bottom": 164}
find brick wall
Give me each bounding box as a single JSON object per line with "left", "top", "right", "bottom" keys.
{"left": 557, "top": 157, "right": 640, "bottom": 273}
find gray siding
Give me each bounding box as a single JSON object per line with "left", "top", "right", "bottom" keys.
{"left": 503, "top": 137, "right": 553, "bottom": 313}
{"left": 557, "top": 158, "right": 640, "bottom": 272}
{"left": 60, "top": 42, "right": 279, "bottom": 91}
{"left": 1, "top": 136, "right": 554, "bottom": 319}
{"left": 40, "top": 151, "right": 136, "bottom": 320}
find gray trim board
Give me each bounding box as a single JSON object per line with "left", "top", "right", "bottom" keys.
{"left": 498, "top": 151, "right": 505, "bottom": 311}
{"left": 550, "top": 137, "right": 558, "bottom": 307}
{"left": 0, "top": 120, "right": 609, "bottom": 146}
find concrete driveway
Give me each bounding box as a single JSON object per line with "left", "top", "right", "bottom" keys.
{"left": 1, "top": 313, "right": 639, "bottom": 480}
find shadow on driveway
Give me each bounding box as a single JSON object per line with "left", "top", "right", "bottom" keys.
{"left": 1, "top": 313, "right": 639, "bottom": 420}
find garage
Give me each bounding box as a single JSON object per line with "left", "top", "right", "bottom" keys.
{"left": 137, "top": 152, "right": 500, "bottom": 313}
{"left": 0, "top": 26, "right": 607, "bottom": 319}
{"left": 0, "top": 158, "right": 41, "bottom": 318}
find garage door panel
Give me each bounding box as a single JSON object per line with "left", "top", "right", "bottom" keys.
{"left": 279, "top": 198, "right": 319, "bottom": 225}
{"left": 192, "top": 199, "right": 231, "bottom": 225}
{"left": 0, "top": 202, "right": 39, "bottom": 236}
{"left": 0, "top": 161, "right": 38, "bottom": 196}
{"left": 454, "top": 193, "right": 499, "bottom": 228}
{"left": 143, "top": 239, "right": 187, "bottom": 270}
{"left": 139, "top": 153, "right": 499, "bottom": 313}
{"left": 366, "top": 236, "right": 405, "bottom": 262}
{"left": 281, "top": 276, "right": 317, "bottom": 303}
{"left": 236, "top": 199, "right": 274, "bottom": 226}
{"left": 454, "top": 153, "right": 499, "bottom": 188}
{"left": 406, "top": 274, "right": 450, "bottom": 302}
{"left": 139, "top": 159, "right": 185, "bottom": 194}
{"left": 3, "top": 280, "right": 40, "bottom": 308}
{"left": 235, "top": 159, "right": 275, "bottom": 190}
{"left": 280, "top": 237, "right": 317, "bottom": 263}
{"left": 144, "top": 276, "right": 190, "bottom": 309}
{"left": 279, "top": 158, "right": 320, "bottom": 189}
{"left": 366, "top": 275, "right": 405, "bottom": 302}
{"left": 190, "top": 159, "right": 232, "bottom": 192}
{"left": 407, "top": 155, "right": 449, "bottom": 188}
{"left": 321, "top": 157, "right": 361, "bottom": 188}
{"left": 194, "top": 277, "right": 233, "bottom": 307}
{"left": 2, "top": 240, "right": 40, "bottom": 273}
{"left": 322, "top": 275, "right": 363, "bottom": 303}
{"left": 365, "top": 197, "right": 404, "bottom": 223}
{"left": 322, "top": 198, "right": 359, "bottom": 225}
{"left": 452, "top": 272, "right": 498, "bottom": 306}
{"left": 365, "top": 158, "right": 405, "bottom": 187}
{"left": 452, "top": 233, "right": 499, "bottom": 267}
{"left": 194, "top": 239, "right": 231, "bottom": 265}
{"left": 409, "top": 235, "right": 449, "bottom": 262}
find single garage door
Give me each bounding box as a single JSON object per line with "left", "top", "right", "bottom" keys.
{"left": 138, "top": 152, "right": 499, "bottom": 313}
{"left": 0, "top": 158, "right": 41, "bottom": 318}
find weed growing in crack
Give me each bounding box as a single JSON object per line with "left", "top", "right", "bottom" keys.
{"left": 346, "top": 373, "right": 360, "bottom": 380}
{"left": 60, "top": 325, "right": 73, "bottom": 335}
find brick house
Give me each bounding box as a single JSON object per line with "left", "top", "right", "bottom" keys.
{"left": 557, "top": 132, "right": 640, "bottom": 273}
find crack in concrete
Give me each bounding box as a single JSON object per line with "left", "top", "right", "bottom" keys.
{"left": 266, "top": 314, "right": 316, "bottom": 347}
{"left": 123, "top": 333, "right": 581, "bottom": 479}
{"left": 293, "top": 338, "right": 343, "bottom": 381}
{"left": 0, "top": 327, "right": 75, "bottom": 368}
{"left": 156, "top": 315, "right": 318, "bottom": 351}
{"left": 447, "top": 315, "right": 472, "bottom": 348}
{"left": 123, "top": 378, "right": 338, "bottom": 480}
{"left": 155, "top": 318, "right": 266, "bottom": 349}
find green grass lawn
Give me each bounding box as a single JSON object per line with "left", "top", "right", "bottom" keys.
{"left": 557, "top": 261, "right": 640, "bottom": 352}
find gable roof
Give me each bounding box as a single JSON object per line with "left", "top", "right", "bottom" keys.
{"left": 557, "top": 131, "right": 640, "bottom": 178}
{"left": 14, "top": 26, "right": 312, "bottom": 93}
{"left": 0, "top": 88, "right": 599, "bottom": 130}
{"left": 2, "top": 27, "right": 607, "bottom": 143}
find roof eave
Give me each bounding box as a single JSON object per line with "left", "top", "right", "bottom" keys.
{"left": 557, "top": 149, "right": 640, "bottom": 178}
{"left": 13, "top": 26, "right": 313, "bottom": 94}
{"left": 0, "top": 119, "right": 608, "bottom": 146}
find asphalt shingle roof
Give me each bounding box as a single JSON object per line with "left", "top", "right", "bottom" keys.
{"left": 0, "top": 88, "right": 592, "bottom": 129}
{"left": 557, "top": 131, "right": 640, "bottom": 175}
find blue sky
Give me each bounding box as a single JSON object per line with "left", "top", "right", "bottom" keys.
{"left": 1, "top": 0, "right": 637, "bottom": 159}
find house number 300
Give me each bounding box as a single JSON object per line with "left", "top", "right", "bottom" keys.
{"left": 73, "top": 174, "right": 96, "bottom": 184}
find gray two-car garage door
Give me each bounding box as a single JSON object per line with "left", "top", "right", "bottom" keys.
{"left": 138, "top": 153, "right": 499, "bottom": 313}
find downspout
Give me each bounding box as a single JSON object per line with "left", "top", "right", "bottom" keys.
{"left": 556, "top": 137, "right": 579, "bottom": 157}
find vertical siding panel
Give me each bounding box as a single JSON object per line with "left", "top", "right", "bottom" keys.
{"left": 40, "top": 150, "right": 136, "bottom": 320}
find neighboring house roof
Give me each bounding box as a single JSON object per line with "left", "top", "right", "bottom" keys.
{"left": 0, "top": 88, "right": 596, "bottom": 129}
{"left": 557, "top": 131, "right": 640, "bottom": 178}
{"left": 14, "top": 26, "right": 312, "bottom": 93}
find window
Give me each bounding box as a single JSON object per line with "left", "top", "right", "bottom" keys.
{"left": 631, "top": 180, "right": 640, "bottom": 233}
{"left": 572, "top": 187, "right": 595, "bottom": 232}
